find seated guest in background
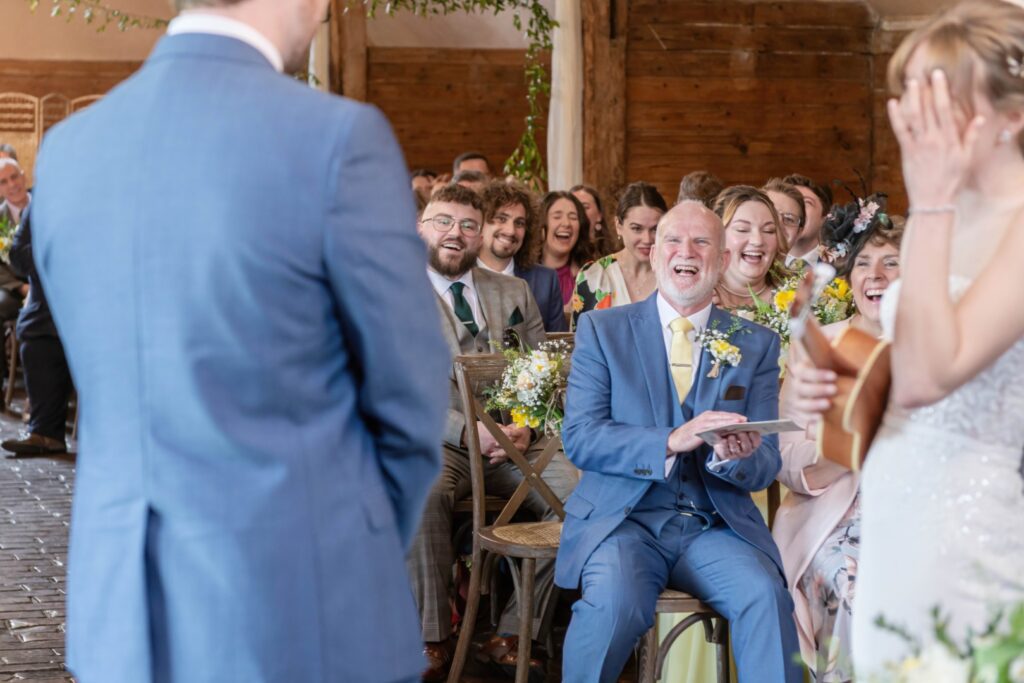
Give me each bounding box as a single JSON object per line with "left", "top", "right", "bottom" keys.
{"left": 0, "top": 158, "right": 31, "bottom": 319}
{"left": 453, "top": 150, "right": 491, "bottom": 177}
{"left": 676, "top": 170, "right": 724, "bottom": 208}
{"left": 453, "top": 169, "right": 487, "bottom": 194}
{"left": 558, "top": 200, "right": 800, "bottom": 683}
{"left": 1, "top": 207, "right": 72, "bottom": 456}
{"left": 571, "top": 181, "right": 667, "bottom": 328}
{"left": 783, "top": 173, "right": 833, "bottom": 268}
{"left": 571, "top": 184, "right": 619, "bottom": 255}
{"left": 773, "top": 211, "right": 902, "bottom": 683}
{"left": 0, "top": 144, "right": 17, "bottom": 161}
{"left": 763, "top": 178, "right": 807, "bottom": 262}
{"left": 539, "top": 190, "right": 596, "bottom": 311}
{"left": 478, "top": 180, "right": 568, "bottom": 332}
{"left": 411, "top": 184, "right": 577, "bottom": 679}
{"left": 411, "top": 168, "right": 438, "bottom": 198}
{"left": 711, "top": 185, "right": 791, "bottom": 311}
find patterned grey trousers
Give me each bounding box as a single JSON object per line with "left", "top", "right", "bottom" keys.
{"left": 406, "top": 440, "right": 579, "bottom": 643}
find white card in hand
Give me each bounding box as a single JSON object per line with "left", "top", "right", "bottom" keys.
{"left": 697, "top": 419, "right": 802, "bottom": 446}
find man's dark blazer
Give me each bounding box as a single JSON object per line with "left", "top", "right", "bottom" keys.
{"left": 515, "top": 263, "right": 568, "bottom": 332}
{"left": 9, "top": 207, "right": 57, "bottom": 339}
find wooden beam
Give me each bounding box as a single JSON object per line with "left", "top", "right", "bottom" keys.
{"left": 328, "top": 0, "right": 367, "bottom": 101}
{"left": 582, "top": 0, "right": 628, "bottom": 198}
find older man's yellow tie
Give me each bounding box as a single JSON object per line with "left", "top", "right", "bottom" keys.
{"left": 669, "top": 317, "right": 694, "bottom": 402}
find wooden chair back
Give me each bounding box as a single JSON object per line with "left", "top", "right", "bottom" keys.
{"left": 453, "top": 353, "right": 565, "bottom": 535}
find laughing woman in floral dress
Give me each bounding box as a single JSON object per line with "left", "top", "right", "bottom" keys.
{"left": 773, "top": 208, "right": 903, "bottom": 682}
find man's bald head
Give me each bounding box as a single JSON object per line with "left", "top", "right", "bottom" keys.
{"left": 652, "top": 200, "right": 729, "bottom": 313}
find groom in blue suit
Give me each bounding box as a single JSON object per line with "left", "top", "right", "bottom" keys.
{"left": 30, "top": 1, "right": 450, "bottom": 682}
{"left": 557, "top": 201, "right": 801, "bottom": 683}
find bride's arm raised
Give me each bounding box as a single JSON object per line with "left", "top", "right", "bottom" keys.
{"left": 888, "top": 70, "right": 1024, "bottom": 408}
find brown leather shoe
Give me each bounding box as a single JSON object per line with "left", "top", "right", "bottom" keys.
{"left": 422, "top": 640, "right": 452, "bottom": 682}
{"left": 1, "top": 433, "right": 67, "bottom": 456}
{"left": 480, "top": 635, "right": 545, "bottom": 682}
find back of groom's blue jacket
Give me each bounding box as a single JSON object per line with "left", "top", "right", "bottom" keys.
{"left": 32, "top": 33, "right": 449, "bottom": 683}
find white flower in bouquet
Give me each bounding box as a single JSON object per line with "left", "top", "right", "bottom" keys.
{"left": 516, "top": 370, "right": 537, "bottom": 393}
{"left": 899, "top": 644, "right": 971, "bottom": 683}
{"left": 1009, "top": 655, "right": 1024, "bottom": 682}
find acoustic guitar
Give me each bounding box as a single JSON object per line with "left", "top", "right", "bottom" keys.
{"left": 788, "top": 264, "right": 892, "bottom": 471}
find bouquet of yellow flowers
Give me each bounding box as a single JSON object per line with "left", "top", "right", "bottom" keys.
{"left": 740, "top": 275, "right": 855, "bottom": 349}
{"left": 484, "top": 340, "right": 571, "bottom": 436}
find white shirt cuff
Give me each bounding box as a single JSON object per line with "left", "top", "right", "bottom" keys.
{"left": 706, "top": 452, "right": 727, "bottom": 472}
{"left": 664, "top": 454, "right": 677, "bottom": 478}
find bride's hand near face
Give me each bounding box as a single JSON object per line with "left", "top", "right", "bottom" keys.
{"left": 887, "top": 71, "right": 985, "bottom": 208}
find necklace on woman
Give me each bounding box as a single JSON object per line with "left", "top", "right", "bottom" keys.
{"left": 717, "top": 280, "right": 768, "bottom": 299}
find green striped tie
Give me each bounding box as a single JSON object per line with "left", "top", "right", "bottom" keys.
{"left": 449, "top": 282, "right": 479, "bottom": 337}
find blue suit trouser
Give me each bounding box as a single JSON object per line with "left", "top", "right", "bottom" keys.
{"left": 562, "top": 515, "right": 802, "bottom": 683}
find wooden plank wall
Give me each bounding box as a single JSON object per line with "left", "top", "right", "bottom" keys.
{"left": 0, "top": 60, "right": 141, "bottom": 99}
{"left": 624, "top": 0, "right": 878, "bottom": 207}
{"left": 367, "top": 47, "right": 546, "bottom": 176}
{"left": 872, "top": 26, "right": 912, "bottom": 215}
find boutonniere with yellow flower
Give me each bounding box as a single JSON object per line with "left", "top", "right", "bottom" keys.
{"left": 695, "top": 318, "right": 748, "bottom": 378}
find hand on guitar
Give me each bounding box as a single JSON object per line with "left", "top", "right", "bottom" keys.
{"left": 667, "top": 411, "right": 762, "bottom": 460}
{"left": 781, "top": 355, "right": 839, "bottom": 430}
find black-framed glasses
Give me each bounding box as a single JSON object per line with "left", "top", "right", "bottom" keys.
{"left": 421, "top": 214, "right": 482, "bottom": 236}
{"left": 779, "top": 212, "right": 803, "bottom": 228}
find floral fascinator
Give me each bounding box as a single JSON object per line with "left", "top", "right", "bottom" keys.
{"left": 821, "top": 178, "right": 892, "bottom": 271}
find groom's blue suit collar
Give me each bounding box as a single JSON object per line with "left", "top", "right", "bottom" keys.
{"left": 148, "top": 32, "right": 278, "bottom": 72}
{"left": 629, "top": 292, "right": 735, "bottom": 428}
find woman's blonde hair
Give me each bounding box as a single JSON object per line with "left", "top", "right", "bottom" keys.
{"left": 887, "top": 0, "right": 1024, "bottom": 155}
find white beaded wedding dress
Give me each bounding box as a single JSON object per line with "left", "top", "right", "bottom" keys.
{"left": 851, "top": 275, "right": 1024, "bottom": 676}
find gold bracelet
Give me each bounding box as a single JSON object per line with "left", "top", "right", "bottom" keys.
{"left": 908, "top": 204, "right": 957, "bottom": 216}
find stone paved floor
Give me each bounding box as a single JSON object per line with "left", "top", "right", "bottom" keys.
{"left": 0, "top": 410, "right": 633, "bottom": 683}
{"left": 0, "top": 408, "right": 75, "bottom": 683}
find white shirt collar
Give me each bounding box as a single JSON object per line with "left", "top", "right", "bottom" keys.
{"left": 167, "top": 12, "right": 284, "bottom": 73}
{"left": 656, "top": 292, "right": 712, "bottom": 333}
{"left": 476, "top": 258, "right": 516, "bottom": 277}
{"left": 426, "top": 267, "right": 475, "bottom": 298}
{"left": 786, "top": 246, "right": 820, "bottom": 267}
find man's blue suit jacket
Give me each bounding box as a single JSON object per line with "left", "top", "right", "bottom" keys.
{"left": 555, "top": 293, "right": 784, "bottom": 590}
{"left": 515, "top": 263, "right": 568, "bottom": 332}
{"left": 32, "top": 34, "right": 450, "bottom": 683}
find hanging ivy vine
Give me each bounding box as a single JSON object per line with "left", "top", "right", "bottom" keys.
{"left": 26, "top": 0, "right": 554, "bottom": 187}
{"left": 27, "top": 0, "right": 168, "bottom": 31}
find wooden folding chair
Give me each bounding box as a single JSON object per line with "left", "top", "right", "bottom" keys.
{"left": 448, "top": 353, "right": 567, "bottom": 683}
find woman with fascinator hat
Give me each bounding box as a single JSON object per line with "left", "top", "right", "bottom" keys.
{"left": 772, "top": 200, "right": 902, "bottom": 682}
{"left": 786, "top": 0, "right": 1024, "bottom": 675}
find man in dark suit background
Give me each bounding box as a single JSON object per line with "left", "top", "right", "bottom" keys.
{"left": 1, "top": 207, "right": 72, "bottom": 456}
{"left": 477, "top": 180, "right": 569, "bottom": 332}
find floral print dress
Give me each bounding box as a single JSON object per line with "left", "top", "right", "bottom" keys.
{"left": 798, "top": 494, "right": 861, "bottom": 682}
{"left": 570, "top": 255, "right": 630, "bottom": 329}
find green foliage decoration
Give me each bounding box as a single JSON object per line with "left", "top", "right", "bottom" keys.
{"left": 26, "top": 0, "right": 556, "bottom": 188}
{"left": 27, "top": 0, "right": 169, "bottom": 31}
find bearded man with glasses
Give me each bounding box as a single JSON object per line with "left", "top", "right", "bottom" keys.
{"left": 412, "top": 183, "right": 578, "bottom": 680}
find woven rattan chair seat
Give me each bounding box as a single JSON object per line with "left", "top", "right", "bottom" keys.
{"left": 479, "top": 521, "right": 562, "bottom": 558}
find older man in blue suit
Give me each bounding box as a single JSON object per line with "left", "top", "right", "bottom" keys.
{"left": 30, "top": 1, "right": 449, "bottom": 682}
{"left": 557, "top": 201, "right": 801, "bottom": 683}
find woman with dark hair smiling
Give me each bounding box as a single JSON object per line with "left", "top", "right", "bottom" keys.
{"left": 571, "top": 184, "right": 619, "bottom": 255}
{"left": 539, "top": 190, "right": 596, "bottom": 312}
{"left": 570, "top": 181, "right": 667, "bottom": 329}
